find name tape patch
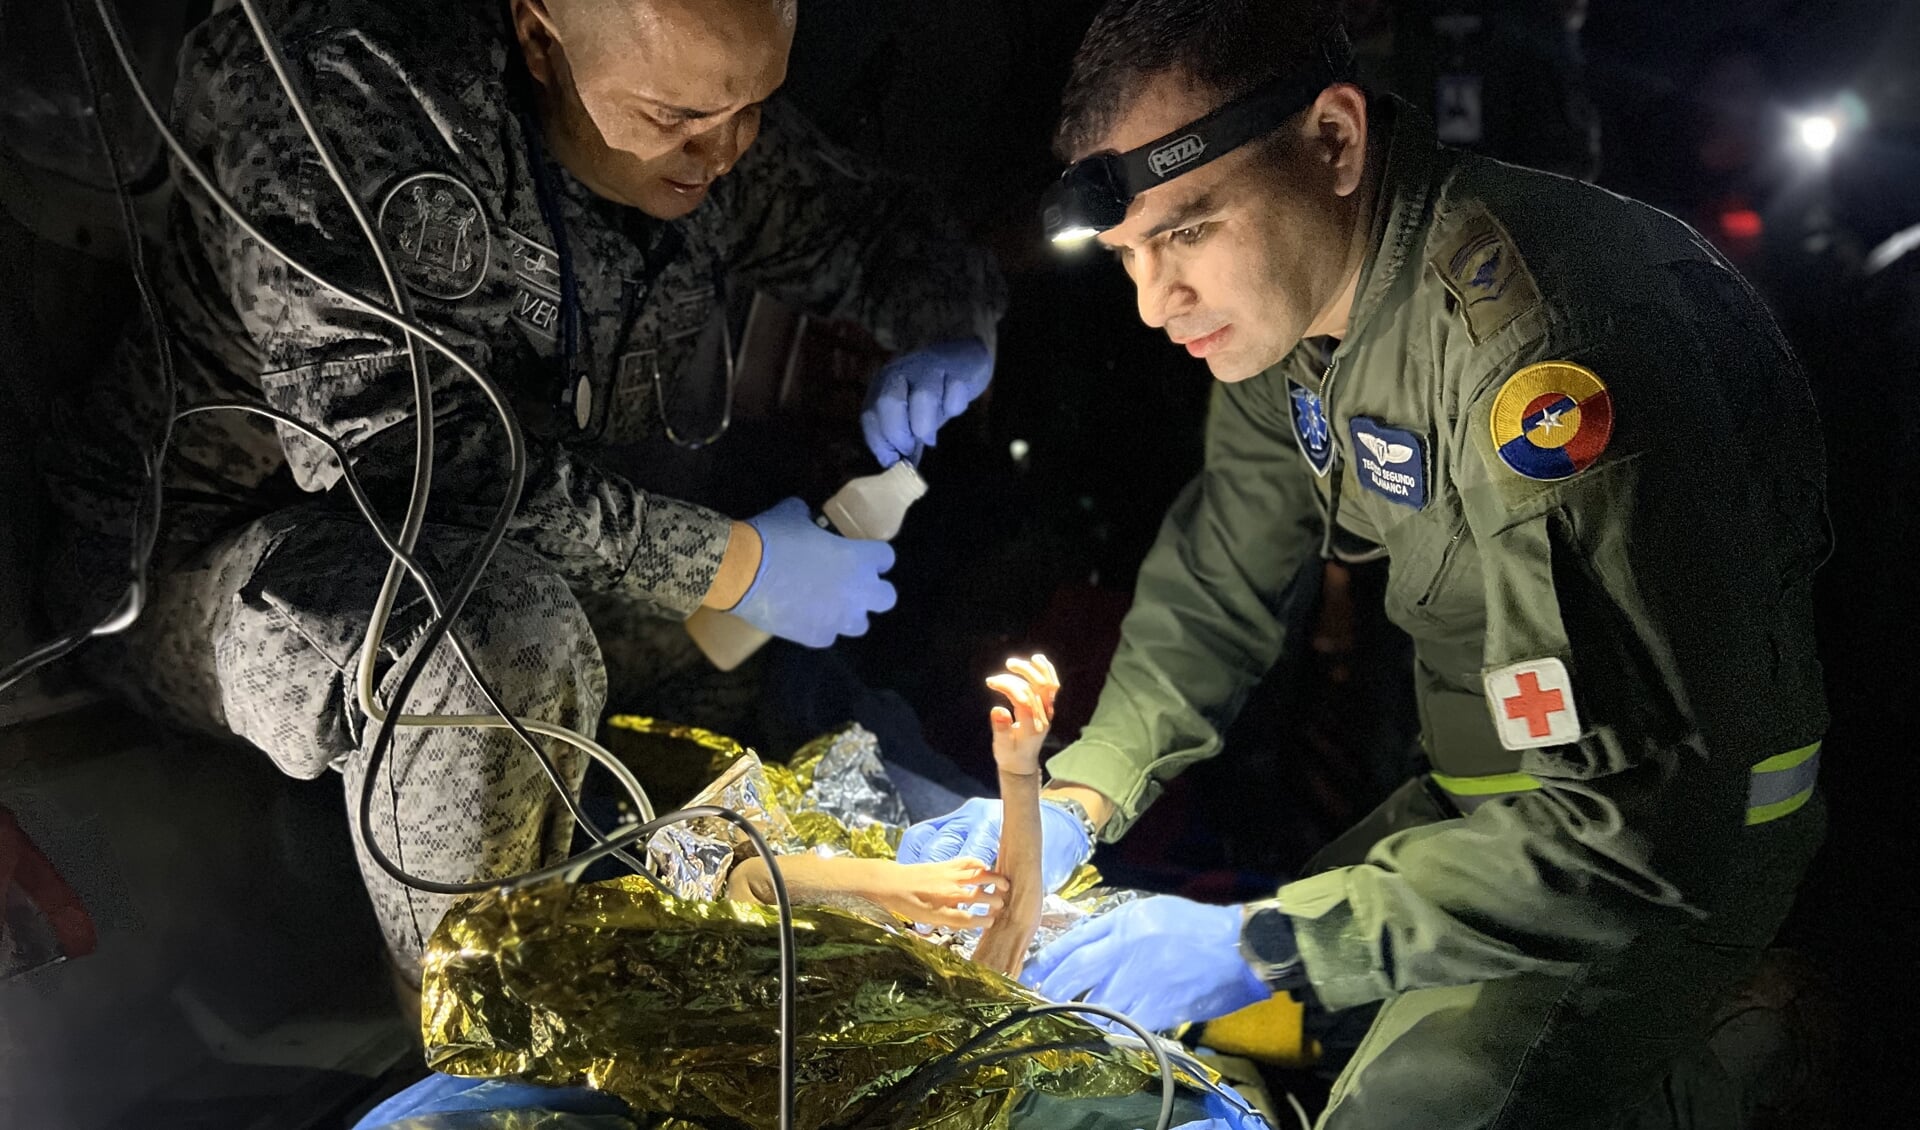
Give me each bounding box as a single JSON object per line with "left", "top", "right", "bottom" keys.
{"left": 1348, "top": 417, "right": 1428, "bottom": 509}
{"left": 504, "top": 227, "right": 561, "bottom": 341}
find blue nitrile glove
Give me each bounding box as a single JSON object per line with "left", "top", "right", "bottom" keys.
{"left": 353, "top": 1073, "right": 630, "bottom": 1128}
{"left": 731, "top": 498, "right": 897, "bottom": 648}
{"left": 896, "top": 796, "right": 1092, "bottom": 895}
{"left": 1170, "top": 1090, "right": 1276, "bottom": 1130}
{"left": 861, "top": 338, "right": 994, "bottom": 466}
{"left": 1170, "top": 1083, "right": 1278, "bottom": 1130}
{"left": 1183, "top": 1083, "right": 1277, "bottom": 1130}
{"left": 1020, "top": 895, "right": 1271, "bottom": 1034}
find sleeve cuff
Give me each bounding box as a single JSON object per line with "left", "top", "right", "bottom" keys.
{"left": 1044, "top": 739, "right": 1162, "bottom": 841}
{"left": 1276, "top": 868, "right": 1394, "bottom": 1012}
{"left": 611, "top": 497, "right": 735, "bottom": 619}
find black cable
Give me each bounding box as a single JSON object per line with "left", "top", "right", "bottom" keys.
{"left": 0, "top": 633, "right": 92, "bottom": 695}
{"left": 852, "top": 1037, "right": 1107, "bottom": 1129}
{"left": 222, "top": 0, "right": 479, "bottom": 924}
{"left": 843, "top": 1001, "right": 1178, "bottom": 1130}
{"left": 70, "top": 0, "right": 663, "bottom": 891}
{"left": 77, "top": 0, "right": 582, "bottom": 893}
{"left": 173, "top": 401, "right": 661, "bottom": 889}
{"left": 65, "top": 7, "right": 801, "bottom": 1127}
{"left": 2, "top": 0, "right": 177, "bottom": 697}
{"left": 514, "top": 804, "right": 797, "bottom": 1130}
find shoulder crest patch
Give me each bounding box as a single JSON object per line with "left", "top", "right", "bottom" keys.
{"left": 1430, "top": 208, "right": 1539, "bottom": 344}
{"left": 1489, "top": 361, "right": 1613, "bottom": 481}
{"left": 378, "top": 172, "right": 491, "bottom": 301}
{"left": 1288, "top": 381, "right": 1334, "bottom": 476}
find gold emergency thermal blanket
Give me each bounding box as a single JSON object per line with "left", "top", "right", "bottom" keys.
{"left": 418, "top": 719, "right": 1199, "bottom": 1129}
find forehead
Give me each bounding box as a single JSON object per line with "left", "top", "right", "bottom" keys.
{"left": 575, "top": 1, "right": 792, "bottom": 109}
{"left": 1086, "top": 73, "right": 1253, "bottom": 247}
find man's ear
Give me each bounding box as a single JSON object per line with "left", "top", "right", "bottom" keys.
{"left": 511, "top": 0, "right": 562, "bottom": 88}
{"left": 1311, "top": 83, "right": 1370, "bottom": 199}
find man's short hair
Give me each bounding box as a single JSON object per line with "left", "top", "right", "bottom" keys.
{"left": 1053, "top": 0, "right": 1352, "bottom": 161}
{"left": 553, "top": 0, "right": 798, "bottom": 47}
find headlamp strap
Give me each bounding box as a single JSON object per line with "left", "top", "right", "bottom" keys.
{"left": 1113, "top": 65, "right": 1336, "bottom": 197}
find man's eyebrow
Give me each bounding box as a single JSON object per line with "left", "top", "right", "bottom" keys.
{"left": 1140, "top": 192, "right": 1219, "bottom": 241}
{"left": 641, "top": 97, "right": 725, "bottom": 120}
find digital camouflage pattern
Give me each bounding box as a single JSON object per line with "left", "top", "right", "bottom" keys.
{"left": 44, "top": 0, "right": 1004, "bottom": 974}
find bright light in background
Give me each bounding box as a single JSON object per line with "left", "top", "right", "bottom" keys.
{"left": 1050, "top": 227, "right": 1099, "bottom": 246}
{"left": 1009, "top": 439, "right": 1031, "bottom": 462}
{"left": 1796, "top": 113, "right": 1839, "bottom": 153}
{"left": 1789, "top": 93, "right": 1870, "bottom": 161}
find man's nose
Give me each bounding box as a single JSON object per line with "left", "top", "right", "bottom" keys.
{"left": 685, "top": 117, "right": 744, "bottom": 179}
{"left": 1133, "top": 251, "right": 1192, "bottom": 330}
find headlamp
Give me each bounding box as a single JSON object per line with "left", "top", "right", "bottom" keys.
{"left": 1041, "top": 65, "right": 1337, "bottom": 245}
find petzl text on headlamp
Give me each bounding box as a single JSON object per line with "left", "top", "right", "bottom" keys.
{"left": 1041, "top": 68, "right": 1335, "bottom": 245}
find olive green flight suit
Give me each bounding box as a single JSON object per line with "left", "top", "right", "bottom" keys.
{"left": 1045, "top": 103, "right": 1829, "bottom": 1128}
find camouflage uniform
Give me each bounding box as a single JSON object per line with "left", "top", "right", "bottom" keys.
{"left": 44, "top": 0, "right": 1004, "bottom": 978}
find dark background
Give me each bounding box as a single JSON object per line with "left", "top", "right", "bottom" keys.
{"left": 789, "top": 3, "right": 1920, "bottom": 1125}
{"left": 2, "top": 1, "right": 1915, "bottom": 1126}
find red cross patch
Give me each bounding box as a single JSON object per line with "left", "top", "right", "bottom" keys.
{"left": 1484, "top": 659, "right": 1582, "bottom": 750}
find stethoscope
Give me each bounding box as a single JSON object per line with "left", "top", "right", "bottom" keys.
{"left": 520, "top": 114, "right": 737, "bottom": 449}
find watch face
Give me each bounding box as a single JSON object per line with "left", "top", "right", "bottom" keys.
{"left": 1243, "top": 907, "right": 1291, "bottom": 962}
{"left": 1241, "top": 905, "right": 1305, "bottom": 993}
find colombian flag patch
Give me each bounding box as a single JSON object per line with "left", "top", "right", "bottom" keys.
{"left": 1489, "top": 361, "right": 1613, "bottom": 481}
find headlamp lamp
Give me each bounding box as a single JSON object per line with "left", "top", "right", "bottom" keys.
{"left": 1042, "top": 66, "right": 1337, "bottom": 245}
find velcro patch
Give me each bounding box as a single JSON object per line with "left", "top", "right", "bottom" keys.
{"left": 504, "top": 226, "right": 559, "bottom": 282}
{"left": 1348, "top": 417, "right": 1428, "bottom": 509}
{"left": 1431, "top": 208, "right": 1539, "bottom": 344}
{"left": 656, "top": 283, "right": 717, "bottom": 342}
{"left": 1485, "top": 658, "right": 1581, "bottom": 750}
{"left": 377, "top": 172, "right": 490, "bottom": 301}
{"left": 1289, "top": 382, "right": 1334, "bottom": 476}
{"left": 504, "top": 227, "right": 562, "bottom": 342}
{"left": 1489, "top": 361, "right": 1614, "bottom": 481}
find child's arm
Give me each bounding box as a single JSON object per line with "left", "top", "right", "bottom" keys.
{"left": 726, "top": 854, "right": 1007, "bottom": 929}
{"left": 972, "top": 654, "right": 1059, "bottom": 976}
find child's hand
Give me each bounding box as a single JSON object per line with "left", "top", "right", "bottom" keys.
{"left": 985, "top": 653, "right": 1059, "bottom": 775}
{"left": 864, "top": 858, "right": 1008, "bottom": 929}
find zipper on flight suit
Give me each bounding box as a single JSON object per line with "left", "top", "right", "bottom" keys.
{"left": 1314, "top": 350, "right": 1390, "bottom": 565}
{"left": 1415, "top": 516, "right": 1469, "bottom": 609}
{"left": 1314, "top": 353, "right": 1345, "bottom": 561}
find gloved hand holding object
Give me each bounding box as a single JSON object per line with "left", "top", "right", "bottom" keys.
{"left": 897, "top": 794, "right": 1093, "bottom": 894}
{"left": 898, "top": 656, "right": 1095, "bottom": 895}
{"left": 728, "top": 498, "right": 896, "bottom": 648}
{"left": 861, "top": 338, "right": 994, "bottom": 466}
{"left": 1021, "top": 895, "right": 1272, "bottom": 1034}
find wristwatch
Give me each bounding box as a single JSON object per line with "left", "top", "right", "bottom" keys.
{"left": 1238, "top": 898, "right": 1309, "bottom": 993}
{"left": 1042, "top": 793, "right": 1102, "bottom": 855}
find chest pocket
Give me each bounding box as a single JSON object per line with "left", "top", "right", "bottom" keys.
{"left": 1382, "top": 492, "right": 1486, "bottom": 638}
{"left": 604, "top": 266, "right": 735, "bottom": 446}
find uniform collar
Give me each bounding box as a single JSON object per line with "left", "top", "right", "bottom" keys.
{"left": 1337, "top": 97, "right": 1442, "bottom": 353}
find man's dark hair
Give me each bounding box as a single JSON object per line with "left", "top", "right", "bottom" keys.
{"left": 1054, "top": 0, "right": 1353, "bottom": 161}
